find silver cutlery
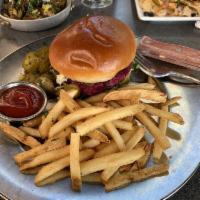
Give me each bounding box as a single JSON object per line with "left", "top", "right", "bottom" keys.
{"left": 135, "top": 52, "right": 200, "bottom": 85}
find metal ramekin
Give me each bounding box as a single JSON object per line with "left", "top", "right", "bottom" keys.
{"left": 0, "top": 82, "right": 47, "bottom": 122}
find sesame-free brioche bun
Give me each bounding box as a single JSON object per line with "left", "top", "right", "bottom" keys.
{"left": 49, "top": 16, "right": 136, "bottom": 83}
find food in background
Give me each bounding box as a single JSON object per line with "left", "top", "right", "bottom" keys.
{"left": 1, "top": 0, "right": 67, "bottom": 20}
{"left": 139, "top": 0, "right": 200, "bottom": 17}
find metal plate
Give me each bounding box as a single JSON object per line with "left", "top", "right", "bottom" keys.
{"left": 0, "top": 36, "right": 200, "bottom": 200}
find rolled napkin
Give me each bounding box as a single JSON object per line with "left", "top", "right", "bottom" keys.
{"left": 139, "top": 36, "right": 200, "bottom": 71}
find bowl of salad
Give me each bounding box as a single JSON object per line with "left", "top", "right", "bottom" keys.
{"left": 0, "top": 0, "right": 71, "bottom": 31}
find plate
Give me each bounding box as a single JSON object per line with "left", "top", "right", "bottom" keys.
{"left": 135, "top": 0, "right": 200, "bottom": 21}
{"left": 0, "top": 36, "right": 200, "bottom": 200}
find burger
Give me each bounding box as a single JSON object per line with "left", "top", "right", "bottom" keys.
{"left": 49, "top": 15, "right": 136, "bottom": 96}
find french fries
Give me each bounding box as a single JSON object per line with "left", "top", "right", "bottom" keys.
{"left": 70, "top": 133, "right": 81, "bottom": 191}
{"left": 153, "top": 105, "right": 168, "bottom": 161}
{"left": 95, "top": 130, "right": 136, "bottom": 158}
{"left": 101, "top": 127, "right": 145, "bottom": 182}
{"left": 1, "top": 76, "right": 184, "bottom": 193}
{"left": 19, "top": 126, "right": 41, "bottom": 138}
{"left": 36, "top": 170, "right": 70, "bottom": 187}
{"left": 60, "top": 89, "right": 80, "bottom": 113}
{"left": 121, "top": 83, "right": 156, "bottom": 90}
{"left": 83, "top": 139, "right": 100, "bottom": 148}
{"left": 49, "top": 107, "right": 109, "bottom": 138}
{"left": 35, "top": 149, "right": 95, "bottom": 184}
{"left": 105, "top": 122, "right": 126, "bottom": 151}
{"left": 23, "top": 115, "right": 43, "bottom": 128}
{"left": 19, "top": 146, "right": 70, "bottom": 170}
{"left": 81, "top": 148, "right": 145, "bottom": 176}
{"left": 77, "top": 100, "right": 92, "bottom": 108}
{"left": 21, "top": 166, "right": 42, "bottom": 175}
{"left": 0, "top": 122, "right": 41, "bottom": 148}
{"left": 126, "top": 127, "right": 144, "bottom": 151}
{"left": 14, "top": 138, "right": 66, "bottom": 165}
{"left": 105, "top": 163, "right": 169, "bottom": 192}
{"left": 136, "top": 112, "right": 171, "bottom": 150}
{"left": 87, "top": 130, "right": 109, "bottom": 143}
{"left": 85, "top": 92, "right": 107, "bottom": 103}
{"left": 103, "top": 89, "right": 167, "bottom": 103}
{"left": 37, "top": 171, "right": 102, "bottom": 186}
{"left": 163, "top": 96, "right": 182, "bottom": 106}
{"left": 144, "top": 104, "right": 184, "bottom": 124}
{"left": 76, "top": 105, "right": 145, "bottom": 136}
{"left": 39, "top": 100, "right": 65, "bottom": 138}
{"left": 112, "top": 120, "right": 133, "bottom": 131}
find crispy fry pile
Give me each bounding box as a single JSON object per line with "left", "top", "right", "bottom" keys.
{"left": 0, "top": 77, "right": 184, "bottom": 192}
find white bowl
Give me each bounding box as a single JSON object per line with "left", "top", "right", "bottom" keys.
{"left": 0, "top": 0, "right": 71, "bottom": 31}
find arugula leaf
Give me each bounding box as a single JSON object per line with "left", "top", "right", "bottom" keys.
{"left": 132, "top": 62, "right": 140, "bottom": 71}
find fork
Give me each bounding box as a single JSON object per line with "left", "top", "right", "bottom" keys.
{"left": 135, "top": 52, "right": 200, "bottom": 85}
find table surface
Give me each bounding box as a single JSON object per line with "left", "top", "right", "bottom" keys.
{"left": 0, "top": 0, "right": 199, "bottom": 199}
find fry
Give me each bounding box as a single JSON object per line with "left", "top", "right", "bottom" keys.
{"left": 85, "top": 92, "right": 107, "bottom": 103}
{"left": 19, "top": 126, "right": 41, "bottom": 138}
{"left": 83, "top": 139, "right": 100, "bottom": 148}
{"left": 136, "top": 112, "right": 170, "bottom": 150}
{"left": 23, "top": 115, "right": 43, "bottom": 128}
{"left": 57, "top": 112, "right": 66, "bottom": 121}
{"left": 82, "top": 173, "right": 102, "bottom": 184}
{"left": 36, "top": 171, "right": 102, "bottom": 186}
{"left": 103, "top": 89, "right": 167, "bottom": 103}
{"left": 92, "top": 102, "right": 110, "bottom": 108}
{"left": 107, "top": 101, "right": 121, "bottom": 108}
{"left": 121, "top": 83, "right": 156, "bottom": 90}
{"left": 137, "top": 144, "right": 152, "bottom": 169}
{"left": 166, "top": 127, "right": 181, "bottom": 140}
{"left": 70, "top": 133, "right": 81, "bottom": 191}
{"left": 105, "top": 163, "right": 169, "bottom": 192}
{"left": 21, "top": 166, "right": 42, "bottom": 175}
{"left": 101, "top": 127, "right": 144, "bottom": 182}
{"left": 66, "top": 88, "right": 80, "bottom": 98}
{"left": 49, "top": 127, "right": 72, "bottom": 141}
{"left": 144, "top": 104, "right": 184, "bottom": 124}
{"left": 0, "top": 122, "right": 40, "bottom": 148}
{"left": 39, "top": 100, "right": 65, "bottom": 138}
{"left": 163, "top": 96, "right": 182, "bottom": 106}
{"left": 105, "top": 122, "right": 125, "bottom": 151}
{"left": 60, "top": 89, "right": 80, "bottom": 113}
{"left": 20, "top": 146, "right": 70, "bottom": 170}
{"left": 35, "top": 149, "right": 95, "bottom": 184}
{"left": 87, "top": 130, "right": 110, "bottom": 143}
{"left": 126, "top": 127, "right": 144, "bottom": 151}
{"left": 153, "top": 105, "right": 168, "bottom": 161}
{"left": 119, "top": 164, "right": 133, "bottom": 173}
{"left": 77, "top": 100, "right": 92, "bottom": 108}
{"left": 148, "top": 76, "right": 157, "bottom": 85}
{"left": 14, "top": 138, "right": 66, "bottom": 165}
{"left": 76, "top": 105, "right": 145, "bottom": 136}
{"left": 81, "top": 148, "right": 145, "bottom": 176}
{"left": 49, "top": 107, "right": 109, "bottom": 138}
{"left": 95, "top": 130, "right": 136, "bottom": 158}
{"left": 117, "top": 100, "right": 131, "bottom": 106}
{"left": 36, "top": 170, "right": 70, "bottom": 186}
{"left": 112, "top": 120, "right": 133, "bottom": 131}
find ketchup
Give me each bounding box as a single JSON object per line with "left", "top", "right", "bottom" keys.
{"left": 0, "top": 85, "right": 44, "bottom": 118}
